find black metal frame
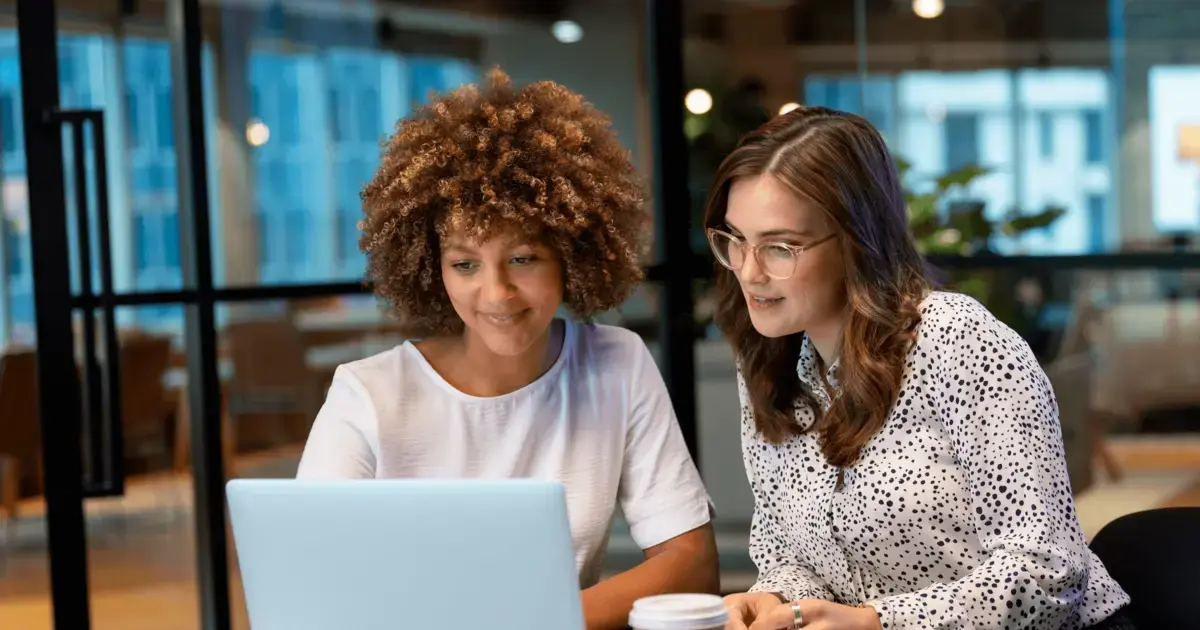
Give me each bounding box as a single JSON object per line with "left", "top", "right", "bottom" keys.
{"left": 68, "top": 281, "right": 370, "bottom": 309}
{"left": 52, "top": 108, "right": 127, "bottom": 500}
{"left": 17, "top": 1, "right": 92, "bottom": 628}
{"left": 166, "top": 1, "right": 233, "bottom": 628}
{"left": 646, "top": 0, "right": 699, "bottom": 461}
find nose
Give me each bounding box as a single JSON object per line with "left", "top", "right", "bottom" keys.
{"left": 481, "top": 265, "right": 517, "bottom": 305}
{"left": 737, "top": 249, "right": 768, "bottom": 285}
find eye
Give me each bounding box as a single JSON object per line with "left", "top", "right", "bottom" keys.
{"left": 449, "top": 261, "right": 477, "bottom": 273}
{"left": 761, "top": 244, "right": 794, "bottom": 259}
{"left": 510, "top": 255, "right": 537, "bottom": 265}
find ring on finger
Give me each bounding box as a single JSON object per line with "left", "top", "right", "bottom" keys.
{"left": 789, "top": 603, "right": 804, "bottom": 629}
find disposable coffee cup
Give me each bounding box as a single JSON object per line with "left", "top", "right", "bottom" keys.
{"left": 628, "top": 593, "right": 729, "bottom": 630}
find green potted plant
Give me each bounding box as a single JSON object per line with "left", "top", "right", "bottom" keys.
{"left": 896, "top": 156, "right": 1066, "bottom": 323}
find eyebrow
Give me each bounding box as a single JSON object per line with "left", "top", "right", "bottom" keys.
{"left": 443, "top": 244, "right": 477, "bottom": 255}
{"left": 724, "top": 223, "right": 812, "bottom": 239}
{"left": 443, "top": 240, "right": 538, "bottom": 255}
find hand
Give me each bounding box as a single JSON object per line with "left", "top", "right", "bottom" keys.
{"left": 743, "top": 599, "right": 882, "bottom": 630}
{"left": 722, "top": 591, "right": 787, "bottom": 630}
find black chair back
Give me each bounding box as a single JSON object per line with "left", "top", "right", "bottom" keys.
{"left": 1089, "top": 507, "right": 1200, "bottom": 628}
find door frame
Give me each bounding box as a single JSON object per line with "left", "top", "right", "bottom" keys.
{"left": 17, "top": 0, "right": 90, "bottom": 625}
{"left": 17, "top": 1, "right": 235, "bottom": 627}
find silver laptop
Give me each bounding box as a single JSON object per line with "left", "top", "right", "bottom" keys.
{"left": 226, "top": 479, "right": 584, "bottom": 630}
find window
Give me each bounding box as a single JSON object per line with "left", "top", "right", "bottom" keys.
{"left": 338, "top": 206, "right": 360, "bottom": 262}
{"left": 1083, "top": 109, "right": 1103, "bottom": 164}
{"left": 154, "top": 86, "right": 173, "bottom": 147}
{"left": 163, "top": 211, "right": 180, "bottom": 269}
{"left": 0, "top": 93, "right": 15, "bottom": 153}
{"left": 0, "top": 26, "right": 478, "bottom": 339}
{"left": 134, "top": 213, "right": 154, "bottom": 272}
{"left": 410, "top": 58, "right": 446, "bottom": 105}
{"left": 125, "top": 88, "right": 142, "bottom": 147}
{"left": 803, "top": 75, "right": 896, "bottom": 139}
{"left": 124, "top": 38, "right": 184, "bottom": 301}
{"left": 943, "top": 113, "right": 979, "bottom": 172}
{"left": 327, "top": 87, "right": 343, "bottom": 142}
{"left": 358, "top": 88, "right": 380, "bottom": 143}
{"left": 1086, "top": 193, "right": 1106, "bottom": 251}
{"left": 283, "top": 210, "right": 309, "bottom": 267}
{"left": 4, "top": 227, "right": 20, "bottom": 276}
{"left": 1038, "top": 111, "right": 1053, "bottom": 158}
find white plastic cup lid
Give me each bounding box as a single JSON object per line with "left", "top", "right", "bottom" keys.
{"left": 628, "top": 593, "right": 729, "bottom": 630}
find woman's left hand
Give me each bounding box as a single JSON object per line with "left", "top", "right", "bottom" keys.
{"left": 747, "top": 599, "right": 882, "bottom": 630}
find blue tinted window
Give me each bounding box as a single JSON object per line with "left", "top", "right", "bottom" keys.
{"left": 944, "top": 113, "right": 979, "bottom": 171}
{"left": 1083, "top": 109, "right": 1103, "bottom": 164}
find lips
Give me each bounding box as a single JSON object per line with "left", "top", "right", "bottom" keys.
{"left": 480, "top": 309, "right": 530, "bottom": 324}
{"left": 746, "top": 294, "right": 784, "bottom": 310}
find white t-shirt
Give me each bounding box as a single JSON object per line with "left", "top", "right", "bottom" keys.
{"left": 296, "top": 318, "right": 714, "bottom": 587}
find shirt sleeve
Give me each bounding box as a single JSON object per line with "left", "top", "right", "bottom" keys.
{"left": 737, "top": 369, "right": 835, "bottom": 602}
{"left": 296, "top": 366, "right": 378, "bottom": 480}
{"left": 617, "top": 337, "right": 714, "bottom": 549}
{"left": 871, "top": 299, "right": 1094, "bottom": 629}
{"left": 747, "top": 495, "right": 837, "bottom": 602}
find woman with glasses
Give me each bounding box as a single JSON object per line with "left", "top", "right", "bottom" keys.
{"left": 706, "top": 107, "right": 1134, "bottom": 630}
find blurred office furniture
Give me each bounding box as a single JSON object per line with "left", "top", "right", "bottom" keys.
{"left": 0, "top": 349, "right": 41, "bottom": 504}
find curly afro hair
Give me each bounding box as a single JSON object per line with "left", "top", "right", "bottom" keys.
{"left": 359, "top": 67, "right": 650, "bottom": 337}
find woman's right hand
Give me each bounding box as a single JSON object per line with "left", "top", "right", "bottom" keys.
{"left": 723, "top": 591, "right": 786, "bottom": 630}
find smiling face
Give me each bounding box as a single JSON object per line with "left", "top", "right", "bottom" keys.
{"left": 440, "top": 229, "right": 564, "bottom": 357}
{"left": 722, "top": 174, "right": 847, "bottom": 340}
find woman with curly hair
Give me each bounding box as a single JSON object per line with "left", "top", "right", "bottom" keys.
{"left": 706, "top": 107, "right": 1133, "bottom": 630}
{"left": 296, "top": 68, "right": 719, "bottom": 629}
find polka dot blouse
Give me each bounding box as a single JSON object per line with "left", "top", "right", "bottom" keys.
{"left": 741, "top": 291, "right": 1130, "bottom": 629}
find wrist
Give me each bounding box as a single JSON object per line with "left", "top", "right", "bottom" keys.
{"left": 857, "top": 602, "right": 883, "bottom": 630}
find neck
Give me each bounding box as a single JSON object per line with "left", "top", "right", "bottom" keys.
{"left": 452, "top": 320, "right": 564, "bottom": 397}
{"left": 805, "top": 310, "right": 846, "bottom": 369}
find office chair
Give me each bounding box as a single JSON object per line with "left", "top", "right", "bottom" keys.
{"left": 1089, "top": 507, "right": 1200, "bottom": 628}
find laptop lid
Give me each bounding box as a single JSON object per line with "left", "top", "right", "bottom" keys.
{"left": 227, "top": 478, "right": 584, "bottom": 630}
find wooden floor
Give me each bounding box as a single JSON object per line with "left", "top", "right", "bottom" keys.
{"left": 1, "top": 440, "right": 1197, "bottom": 630}
{"left": 1162, "top": 478, "right": 1200, "bottom": 507}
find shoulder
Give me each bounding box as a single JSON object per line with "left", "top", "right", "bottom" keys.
{"left": 318, "top": 342, "right": 445, "bottom": 443}
{"left": 300, "top": 346, "right": 409, "bottom": 475}
{"left": 915, "top": 290, "right": 1022, "bottom": 350}
{"left": 914, "top": 291, "right": 1045, "bottom": 393}
{"left": 329, "top": 344, "right": 411, "bottom": 404}
{"left": 570, "top": 320, "right": 654, "bottom": 373}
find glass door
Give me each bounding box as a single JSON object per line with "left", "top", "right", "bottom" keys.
{"left": 3, "top": 0, "right": 230, "bottom": 628}
{"left": 1, "top": 0, "right": 696, "bottom": 627}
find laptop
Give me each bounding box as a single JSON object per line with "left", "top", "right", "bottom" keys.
{"left": 226, "top": 479, "right": 584, "bottom": 630}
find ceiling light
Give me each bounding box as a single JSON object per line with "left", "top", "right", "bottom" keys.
{"left": 685, "top": 89, "right": 713, "bottom": 115}
{"left": 551, "top": 20, "right": 583, "bottom": 43}
{"left": 246, "top": 119, "right": 270, "bottom": 147}
{"left": 913, "top": 0, "right": 944, "bottom": 19}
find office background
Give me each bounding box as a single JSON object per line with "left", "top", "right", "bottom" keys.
{"left": 0, "top": 0, "right": 1198, "bottom": 628}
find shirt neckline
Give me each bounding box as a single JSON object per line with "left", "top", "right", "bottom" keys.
{"left": 401, "top": 317, "right": 576, "bottom": 403}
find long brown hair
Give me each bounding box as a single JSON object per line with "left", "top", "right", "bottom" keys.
{"left": 705, "top": 106, "right": 930, "bottom": 468}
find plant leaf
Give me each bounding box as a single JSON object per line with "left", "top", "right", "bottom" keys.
{"left": 1004, "top": 205, "right": 1067, "bottom": 234}
{"left": 935, "top": 164, "right": 990, "bottom": 192}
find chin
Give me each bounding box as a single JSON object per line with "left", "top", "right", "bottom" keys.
{"left": 468, "top": 312, "right": 552, "bottom": 357}
{"left": 748, "top": 311, "right": 804, "bottom": 339}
